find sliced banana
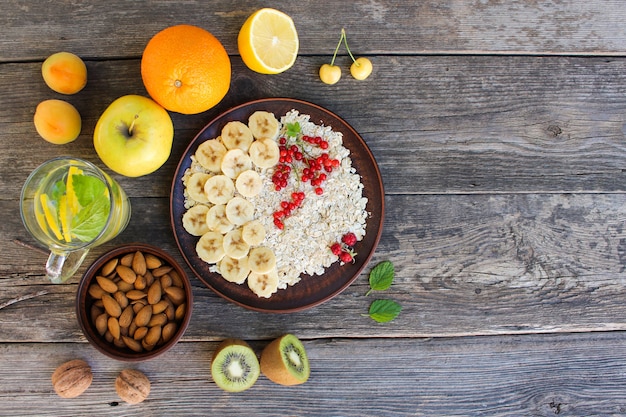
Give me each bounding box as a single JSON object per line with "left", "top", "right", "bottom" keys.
{"left": 204, "top": 174, "right": 235, "bottom": 205}
{"left": 235, "top": 169, "right": 263, "bottom": 198}
{"left": 248, "top": 138, "right": 280, "bottom": 169}
{"left": 221, "top": 121, "right": 254, "bottom": 151}
{"left": 186, "top": 172, "right": 211, "bottom": 204}
{"left": 248, "top": 246, "right": 277, "bottom": 274}
{"left": 221, "top": 148, "right": 252, "bottom": 179}
{"left": 241, "top": 220, "right": 266, "bottom": 246}
{"left": 205, "top": 204, "right": 234, "bottom": 234}
{"left": 225, "top": 196, "right": 255, "bottom": 226}
{"left": 195, "top": 138, "right": 227, "bottom": 173}
{"left": 182, "top": 204, "right": 210, "bottom": 236}
{"left": 219, "top": 255, "right": 250, "bottom": 284}
{"left": 248, "top": 111, "right": 280, "bottom": 141}
{"left": 247, "top": 268, "right": 279, "bottom": 298}
{"left": 223, "top": 228, "right": 250, "bottom": 259}
{"left": 196, "top": 231, "right": 225, "bottom": 263}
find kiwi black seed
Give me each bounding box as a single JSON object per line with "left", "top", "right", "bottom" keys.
{"left": 211, "top": 339, "right": 260, "bottom": 392}
{"left": 260, "top": 333, "right": 310, "bottom": 386}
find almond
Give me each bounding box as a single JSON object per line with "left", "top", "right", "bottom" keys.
{"left": 96, "top": 276, "right": 118, "bottom": 293}
{"left": 126, "top": 290, "right": 147, "bottom": 301}
{"left": 132, "top": 251, "right": 147, "bottom": 276}
{"left": 95, "top": 313, "right": 108, "bottom": 336}
{"left": 101, "top": 294, "right": 122, "bottom": 317}
{"left": 120, "top": 253, "right": 134, "bottom": 267}
{"left": 101, "top": 258, "right": 119, "bottom": 276}
{"left": 147, "top": 313, "right": 167, "bottom": 328}
{"left": 162, "top": 322, "right": 178, "bottom": 343}
{"left": 108, "top": 316, "right": 121, "bottom": 340}
{"left": 144, "top": 254, "right": 162, "bottom": 269}
{"left": 88, "top": 283, "right": 106, "bottom": 300}
{"left": 113, "top": 291, "right": 129, "bottom": 309}
{"left": 144, "top": 325, "right": 162, "bottom": 346}
{"left": 133, "top": 326, "right": 149, "bottom": 341}
{"left": 164, "top": 286, "right": 186, "bottom": 306}
{"left": 122, "top": 336, "right": 143, "bottom": 353}
{"left": 118, "top": 305, "right": 134, "bottom": 328}
{"left": 147, "top": 280, "right": 162, "bottom": 305}
{"left": 134, "top": 305, "right": 152, "bottom": 328}
{"left": 152, "top": 265, "right": 172, "bottom": 277}
{"left": 116, "top": 265, "right": 137, "bottom": 284}
{"left": 151, "top": 300, "right": 169, "bottom": 314}
{"left": 134, "top": 274, "right": 147, "bottom": 290}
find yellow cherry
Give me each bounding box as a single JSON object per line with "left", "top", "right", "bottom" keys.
{"left": 350, "top": 57, "right": 372, "bottom": 80}
{"left": 319, "top": 64, "right": 341, "bottom": 85}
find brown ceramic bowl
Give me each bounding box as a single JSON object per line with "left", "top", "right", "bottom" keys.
{"left": 76, "top": 243, "right": 193, "bottom": 361}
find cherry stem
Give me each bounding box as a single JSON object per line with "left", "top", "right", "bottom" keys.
{"left": 342, "top": 28, "right": 358, "bottom": 64}
{"left": 330, "top": 29, "right": 346, "bottom": 66}
{"left": 128, "top": 114, "right": 139, "bottom": 136}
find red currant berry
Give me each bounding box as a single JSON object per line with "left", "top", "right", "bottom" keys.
{"left": 315, "top": 187, "right": 324, "bottom": 195}
{"left": 339, "top": 251, "right": 353, "bottom": 263}
{"left": 342, "top": 232, "right": 357, "bottom": 247}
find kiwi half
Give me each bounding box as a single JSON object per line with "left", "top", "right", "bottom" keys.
{"left": 211, "top": 338, "right": 260, "bottom": 392}
{"left": 260, "top": 334, "right": 310, "bottom": 386}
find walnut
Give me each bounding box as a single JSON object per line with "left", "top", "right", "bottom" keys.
{"left": 51, "top": 359, "right": 93, "bottom": 398}
{"left": 115, "top": 369, "right": 151, "bottom": 404}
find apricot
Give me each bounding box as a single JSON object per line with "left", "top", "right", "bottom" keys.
{"left": 42, "top": 52, "right": 87, "bottom": 94}
{"left": 34, "top": 99, "right": 82, "bottom": 144}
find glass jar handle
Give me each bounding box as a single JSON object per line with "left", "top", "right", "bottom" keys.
{"left": 46, "top": 249, "right": 90, "bottom": 284}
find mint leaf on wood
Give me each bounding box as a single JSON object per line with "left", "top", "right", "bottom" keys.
{"left": 366, "top": 260, "right": 395, "bottom": 295}
{"left": 368, "top": 299, "right": 402, "bottom": 323}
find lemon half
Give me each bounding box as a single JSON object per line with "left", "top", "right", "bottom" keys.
{"left": 238, "top": 8, "right": 299, "bottom": 74}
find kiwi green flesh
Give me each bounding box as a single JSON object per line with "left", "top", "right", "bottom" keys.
{"left": 211, "top": 344, "right": 260, "bottom": 392}
{"left": 280, "top": 334, "right": 310, "bottom": 381}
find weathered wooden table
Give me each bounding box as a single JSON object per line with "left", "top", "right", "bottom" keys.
{"left": 2, "top": 1, "right": 626, "bottom": 416}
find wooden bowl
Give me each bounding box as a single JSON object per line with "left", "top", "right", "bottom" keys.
{"left": 76, "top": 243, "right": 193, "bottom": 361}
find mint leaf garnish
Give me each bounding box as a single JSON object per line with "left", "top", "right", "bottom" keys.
{"left": 70, "top": 174, "right": 110, "bottom": 242}
{"left": 285, "top": 122, "right": 301, "bottom": 138}
{"left": 72, "top": 174, "right": 106, "bottom": 206}
{"left": 367, "top": 299, "right": 402, "bottom": 323}
{"left": 366, "top": 260, "right": 395, "bottom": 295}
{"left": 49, "top": 180, "right": 66, "bottom": 203}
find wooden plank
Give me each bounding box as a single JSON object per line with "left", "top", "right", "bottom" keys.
{"left": 2, "top": 192, "right": 625, "bottom": 342}
{"left": 1, "top": 332, "right": 625, "bottom": 416}
{"left": 2, "top": 56, "right": 626, "bottom": 199}
{"left": 3, "top": 1, "right": 626, "bottom": 61}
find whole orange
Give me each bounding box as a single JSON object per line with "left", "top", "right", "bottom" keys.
{"left": 141, "top": 25, "right": 231, "bottom": 115}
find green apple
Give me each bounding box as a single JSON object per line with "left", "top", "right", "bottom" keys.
{"left": 94, "top": 95, "right": 174, "bottom": 177}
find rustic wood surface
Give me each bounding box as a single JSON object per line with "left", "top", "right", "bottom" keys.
{"left": 2, "top": 1, "right": 626, "bottom": 416}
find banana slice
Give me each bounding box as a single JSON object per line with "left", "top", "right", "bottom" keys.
{"left": 196, "top": 231, "right": 225, "bottom": 264}
{"left": 195, "top": 138, "right": 227, "bottom": 173}
{"left": 205, "top": 204, "right": 234, "bottom": 234}
{"left": 248, "top": 111, "right": 280, "bottom": 141}
{"left": 247, "top": 268, "right": 279, "bottom": 298}
{"left": 204, "top": 174, "right": 235, "bottom": 205}
{"left": 223, "top": 228, "right": 250, "bottom": 259}
{"left": 221, "top": 121, "right": 254, "bottom": 151}
{"left": 248, "top": 246, "right": 277, "bottom": 274}
{"left": 221, "top": 148, "right": 252, "bottom": 179}
{"left": 249, "top": 138, "right": 280, "bottom": 169}
{"left": 241, "top": 220, "right": 266, "bottom": 246}
{"left": 182, "top": 204, "right": 210, "bottom": 236}
{"left": 219, "top": 255, "right": 250, "bottom": 284}
{"left": 186, "top": 172, "right": 211, "bottom": 204}
{"left": 225, "top": 196, "right": 255, "bottom": 226}
{"left": 235, "top": 169, "right": 263, "bottom": 198}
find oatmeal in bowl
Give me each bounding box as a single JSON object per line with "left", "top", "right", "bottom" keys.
{"left": 170, "top": 99, "right": 384, "bottom": 312}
